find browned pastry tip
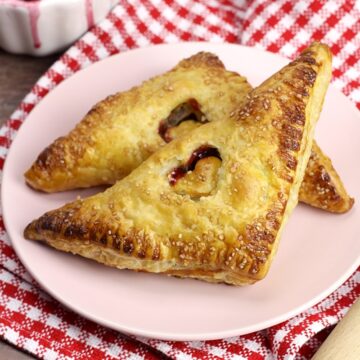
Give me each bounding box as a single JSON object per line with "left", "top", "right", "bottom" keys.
{"left": 299, "top": 141, "right": 354, "bottom": 213}
{"left": 177, "top": 51, "right": 226, "bottom": 69}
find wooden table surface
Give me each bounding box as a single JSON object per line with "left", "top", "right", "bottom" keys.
{"left": 0, "top": 49, "right": 58, "bottom": 360}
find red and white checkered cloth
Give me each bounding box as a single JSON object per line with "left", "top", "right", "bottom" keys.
{"left": 0, "top": 1, "right": 359, "bottom": 359}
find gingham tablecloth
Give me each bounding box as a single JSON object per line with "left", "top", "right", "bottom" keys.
{"left": 0, "top": 1, "right": 359, "bottom": 359}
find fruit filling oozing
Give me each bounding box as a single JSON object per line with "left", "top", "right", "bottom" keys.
{"left": 169, "top": 146, "right": 222, "bottom": 198}
{"left": 158, "top": 99, "right": 208, "bottom": 142}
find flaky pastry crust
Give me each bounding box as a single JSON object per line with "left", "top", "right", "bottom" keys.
{"left": 25, "top": 43, "right": 332, "bottom": 285}
{"left": 299, "top": 141, "right": 354, "bottom": 212}
{"left": 24, "top": 50, "right": 353, "bottom": 213}
{"left": 25, "top": 52, "right": 251, "bottom": 191}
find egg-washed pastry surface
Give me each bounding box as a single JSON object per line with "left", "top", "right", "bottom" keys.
{"left": 299, "top": 141, "right": 354, "bottom": 213}
{"left": 24, "top": 43, "right": 332, "bottom": 286}
{"left": 24, "top": 51, "right": 353, "bottom": 213}
{"left": 25, "top": 53, "right": 251, "bottom": 191}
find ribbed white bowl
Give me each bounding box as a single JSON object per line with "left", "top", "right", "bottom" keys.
{"left": 0, "top": 0, "right": 118, "bottom": 56}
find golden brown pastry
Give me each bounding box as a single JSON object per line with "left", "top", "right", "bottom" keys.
{"left": 24, "top": 51, "right": 353, "bottom": 213}
{"left": 299, "top": 141, "right": 354, "bottom": 213}
{"left": 24, "top": 43, "right": 332, "bottom": 285}
{"left": 25, "top": 53, "right": 252, "bottom": 191}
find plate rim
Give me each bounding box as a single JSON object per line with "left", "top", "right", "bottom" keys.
{"left": 2, "top": 42, "right": 360, "bottom": 341}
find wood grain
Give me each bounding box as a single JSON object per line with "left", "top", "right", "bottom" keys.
{"left": 312, "top": 299, "right": 360, "bottom": 360}
{"left": 0, "top": 49, "right": 57, "bottom": 125}
{"left": 0, "top": 48, "right": 57, "bottom": 359}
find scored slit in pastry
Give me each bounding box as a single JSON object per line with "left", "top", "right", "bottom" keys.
{"left": 24, "top": 49, "right": 353, "bottom": 213}
{"left": 24, "top": 43, "right": 332, "bottom": 285}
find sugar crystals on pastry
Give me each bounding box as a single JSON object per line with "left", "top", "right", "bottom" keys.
{"left": 24, "top": 43, "right": 332, "bottom": 285}
{"left": 25, "top": 53, "right": 251, "bottom": 192}
{"left": 299, "top": 141, "right": 354, "bottom": 213}
{"left": 24, "top": 50, "right": 353, "bottom": 213}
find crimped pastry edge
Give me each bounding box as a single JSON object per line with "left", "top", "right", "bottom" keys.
{"left": 46, "top": 238, "right": 256, "bottom": 286}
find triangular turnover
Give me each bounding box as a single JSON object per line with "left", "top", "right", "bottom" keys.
{"left": 24, "top": 51, "right": 352, "bottom": 213}
{"left": 24, "top": 43, "right": 332, "bottom": 285}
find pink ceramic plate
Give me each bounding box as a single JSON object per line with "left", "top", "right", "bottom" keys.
{"left": 2, "top": 43, "right": 360, "bottom": 341}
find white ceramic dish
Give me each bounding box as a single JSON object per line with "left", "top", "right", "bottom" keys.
{"left": 0, "top": 0, "right": 118, "bottom": 56}
{"left": 2, "top": 43, "right": 360, "bottom": 341}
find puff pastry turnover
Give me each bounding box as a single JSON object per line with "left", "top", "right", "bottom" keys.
{"left": 24, "top": 49, "right": 353, "bottom": 213}
{"left": 25, "top": 43, "right": 332, "bottom": 285}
